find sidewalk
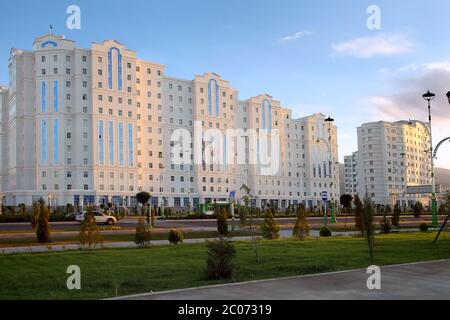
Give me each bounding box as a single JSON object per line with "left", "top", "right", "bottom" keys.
{"left": 111, "top": 259, "right": 450, "bottom": 300}
{"left": 0, "top": 236, "right": 257, "bottom": 255}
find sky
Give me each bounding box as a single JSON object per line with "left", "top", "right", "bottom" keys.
{"left": 1, "top": 0, "right": 450, "bottom": 168}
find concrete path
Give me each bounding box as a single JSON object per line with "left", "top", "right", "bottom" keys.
{"left": 113, "top": 259, "right": 450, "bottom": 300}
{"left": 0, "top": 236, "right": 257, "bottom": 255}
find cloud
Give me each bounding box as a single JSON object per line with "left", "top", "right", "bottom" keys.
{"left": 279, "top": 31, "right": 312, "bottom": 43}
{"left": 332, "top": 33, "right": 414, "bottom": 58}
{"left": 370, "top": 61, "right": 450, "bottom": 168}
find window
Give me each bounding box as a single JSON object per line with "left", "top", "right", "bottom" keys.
{"left": 82, "top": 56, "right": 87, "bottom": 62}
{"left": 41, "top": 56, "right": 46, "bottom": 63}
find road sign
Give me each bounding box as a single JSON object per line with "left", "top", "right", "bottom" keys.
{"left": 229, "top": 191, "right": 236, "bottom": 200}
{"left": 321, "top": 191, "right": 328, "bottom": 201}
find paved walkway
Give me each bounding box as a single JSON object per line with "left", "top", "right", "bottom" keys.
{"left": 113, "top": 259, "right": 450, "bottom": 300}
{"left": 0, "top": 236, "right": 257, "bottom": 255}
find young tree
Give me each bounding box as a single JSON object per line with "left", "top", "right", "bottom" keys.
{"left": 354, "top": 195, "right": 364, "bottom": 235}
{"left": 31, "top": 202, "right": 40, "bottom": 231}
{"left": 380, "top": 205, "right": 392, "bottom": 234}
{"left": 261, "top": 206, "right": 280, "bottom": 240}
{"left": 392, "top": 204, "right": 401, "bottom": 227}
{"left": 340, "top": 194, "right": 353, "bottom": 213}
{"left": 292, "top": 204, "right": 310, "bottom": 240}
{"left": 363, "top": 195, "right": 375, "bottom": 260}
{"left": 136, "top": 191, "right": 151, "bottom": 219}
{"left": 217, "top": 207, "right": 228, "bottom": 235}
{"left": 413, "top": 201, "right": 424, "bottom": 219}
{"left": 168, "top": 229, "right": 184, "bottom": 245}
{"left": 150, "top": 206, "right": 156, "bottom": 228}
{"left": 205, "top": 237, "right": 236, "bottom": 280}
{"left": 135, "top": 217, "right": 152, "bottom": 247}
{"left": 36, "top": 199, "right": 51, "bottom": 243}
{"left": 240, "top": 184, "right": 261, "bottom": 263}
{"left": 79, "top": 206, "right": 102, "bottom": 251}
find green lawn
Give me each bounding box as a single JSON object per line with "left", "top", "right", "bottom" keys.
{"left": 0, "top": 232, "right": 449, "bottom": 300}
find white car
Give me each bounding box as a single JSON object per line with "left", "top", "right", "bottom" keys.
{"left": 76, "top": 211, "right": 117, "bottom": 225}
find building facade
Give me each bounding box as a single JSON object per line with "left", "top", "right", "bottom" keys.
{"left": 344, "top": 152, "right": 359, "bottom": 196}
{"left": 0, "top": 33, "right": 339, "bottom": 209}
{"left": 346, "top": 120, "right": 432, "bottom": 207}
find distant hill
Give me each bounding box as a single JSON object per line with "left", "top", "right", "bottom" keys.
{"left": 436, "top": 167, "right": 450, "bottom": 188}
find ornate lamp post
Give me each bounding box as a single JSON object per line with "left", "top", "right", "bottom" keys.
{"left": 325, "top": 116, "right": 337, "bottom": 224}
{"left": 422, "top": 91, "right": 439, "bottom": 227}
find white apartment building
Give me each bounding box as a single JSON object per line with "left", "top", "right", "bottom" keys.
{"left": 344, "top": 152, "right": 359, "bottom": 196}
{"left": 0, "top": 33, "right": 339, "bottom": 209}
{"left": 347, "top": 120, "right": 432, "bottom": 207}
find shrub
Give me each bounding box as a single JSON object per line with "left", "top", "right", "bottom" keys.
{"left": 413, "top": 202, "right": 424, "bottom": 219}
{"left": 36, "top": 200, "right": 51, "bottom": 243}
{"left": 293, "top": 204, "right": 310, "bottom": 240}
{"left": 217, "top": 207, "right": 229, "bottom": 235}
{"left": 420, "top": 223, "right": 429, "bottom": 232}
{"left": 79, "top": 206, "right": 102, "bottom": 250}
{"left": 135, "top": 217, "right": 152, "bottom": 247}
{"left": 319, "top": 226, "right": 332, "bottom": 237}
{"left": 354, "top": 195, "right": 364, "bottom": 235}
{"left": 392, "top": 204, "right": 401, "bottom": 227}
{"left": 261, "top": 208, "right": 280, "bottom": 240}
{"left": 205, "top": 237, "right": 236, "bottom": 280}
{"left": 168, "top": 229, "right": 184, "bottom": 245}
{"left": 380, "top": 218, "right": 392, "bottom": 234}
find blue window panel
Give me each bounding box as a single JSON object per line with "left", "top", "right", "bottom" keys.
{"left": 83, "top": 195, "right": 95, "bottom": 205}
{"left": 108, "top": 121, "right": 114, "bottom": 165}
{"left": 118, "top": 123, "right": 124, "bottom": 166}
{"left": 257, "top": 136, "right": 260, "bottom": 175}
{"left": 208, "top": 81, "right": 213, "bottom": 116}
{"left": 41, "top": 81, "right": 46, "bottom": 112}
{"left": 108, "top": 47, "right": 122, "bottom": 91}
{"left": 108, "top": 50, "right": 113, "bottom": 89}
{"left": 174, "top": 197, "right": 181, "bottom": 207}
{"left": 208, "top": 79, "right": 219, "bottom": 117}
{"left": 73, "top": 195, "right": 80, "bottom": 206}
{"left": 151, "top": 197, "right": 158, "bottom": 207}
{"left": 224, "top": 135, "right": 227, "bottom": 172}
{"left": 128, "top": 123, "right": 134, "bottom": 166}
{"left": 118, "top": 52, "right": 123, "bottom": 91}
{"left": 193, "top": 198, "right": 200, "bottom": 206}
{"left": 53, "top": 119, "right": 58, "bottom": 163}
{"left": 53, "top": 80, "right": 58, "bottom": 112}
{"left": 98, "top": 120, "right": 104, "bottom": 165}
{"left": 41, "top": 120, "right": 47, "bottom": 163}
{"left": 184, "top": 198, "right": 190, "bottom": 207}
{"left": 216, "top": 132, "right": 221, "bottom": 172}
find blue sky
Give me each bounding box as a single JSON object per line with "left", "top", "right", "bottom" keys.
{"left": 1, "top": 0, "right": 450, "bottom": 168}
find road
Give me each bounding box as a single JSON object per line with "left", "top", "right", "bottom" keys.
{"left": 114, "top": 259, "right": 450, "bottom": 300}
{"left": 0, "top": 215, "right": 447, "bottom": 233}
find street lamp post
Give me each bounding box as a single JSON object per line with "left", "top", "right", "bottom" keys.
{"left": 422, "top": 91, "right": 439, "bottom": 227}
{"left": 325, "top": 116, "right": 337, "bottom": 224}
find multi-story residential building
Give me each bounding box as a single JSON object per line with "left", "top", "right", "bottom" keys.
{"left": 344, "top": 151, "right": 359, "bottom": 196}
{"left": 347, "top": 120, "right": 432, "bottom": 207}
{"left": 0, "top": 33, "right": 339, "bottom": 209}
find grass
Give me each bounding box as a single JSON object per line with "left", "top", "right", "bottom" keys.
{"left": 0, "top": 232, "right": 449, "bottom": 300}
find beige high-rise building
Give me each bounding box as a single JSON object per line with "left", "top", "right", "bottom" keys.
{"left": 346, "top": 120, "right": 432, "bottom": 207}
{"left": 0, "top": 33, "right": 339, "bottom": 209}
